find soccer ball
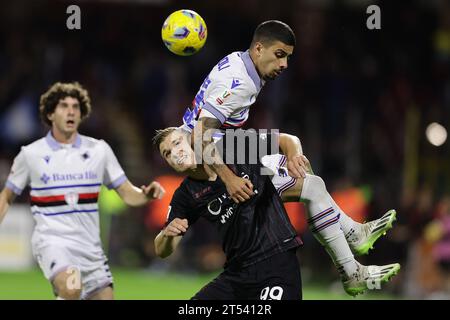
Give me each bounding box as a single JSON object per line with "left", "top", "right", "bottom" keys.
{"left": 161, "top": 9, "right": 207, "bottom": 56}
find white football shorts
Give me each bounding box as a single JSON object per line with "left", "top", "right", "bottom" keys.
{"left": 261, "top": 154, "right": 298, "bottom": 196}
{"left": 32, "top": 240, "right": 113, "bottom": 300}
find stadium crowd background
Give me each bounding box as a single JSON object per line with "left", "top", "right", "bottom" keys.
{"left": 0, "top": 0, "right": 449, "bottom": 299}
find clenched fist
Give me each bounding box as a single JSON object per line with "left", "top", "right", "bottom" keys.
{"left": 163, "top": 218, "right": 189, "bottom": 237}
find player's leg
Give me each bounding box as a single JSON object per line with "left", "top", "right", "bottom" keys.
{"left": 299, "top": 160, "right": 396, "bottom": 255}
{"left": 302, "top": 168, "right": 397, "bottom": 255}
{"left": 191, "top": 271, "right": 237, "bottom": 300}
{"left": 293, "top": 174, "right": 400, "bottom": 295}
{"left": 256, "top": 249, "right": 302, "bottom": 300}
{"left": 297, "top": 160, "right": 368, "bottom": 246}
{"left": 263, "top": 154, "right": 396, "bottom": 255}
{"left": 263, "top": 154, "right": 359, "bottom": 268}
{"left": 284, "top": 173, "right": 396, "bottom": 255}
{"left": 33, "top": 244, "right": 82, "bottom": 299}
{"left": 261, "top": 155, "right": 400, "bottom": 295}
{"left": 52, "top": 267, "right": 82, "bottom": 300}
{"left": 284, "top": 174, "right": 361, "bottom": 283}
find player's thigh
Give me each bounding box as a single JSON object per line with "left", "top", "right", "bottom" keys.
{"left": 261, "top": 154, "right": 302, "bottom": 201}
{"left": 192, "top": 272, "right": 236, "bottom": 300}
{"left": 52, "top": 267, "right": 82, "bottom": 299}
{"left": 34, "top": 244, "right": 82, "bottom": 298}
{"left": 258, "top": 250, "right": 302, "bottom": 300}
{"left": 258, "top": 272, "right": 302, "bottom": 300}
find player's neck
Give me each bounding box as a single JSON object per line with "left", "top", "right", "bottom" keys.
{"left": 51, "top": 128, "right": 78, "bottom": 145}
{"left": 249, "top": 50, "right": 262, "bottom": 79}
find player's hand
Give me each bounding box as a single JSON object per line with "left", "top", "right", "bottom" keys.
{"left": 224, "top": 175, "right": 255, "bottom": 203}
{"left": 141, "top": 181, "right": 165, "bottom": 200}
{"left": 287, "top": 154, "right": 311, "bottom": 179}
{"left": 163, "top": 218, "right": 188, "bottom": 237}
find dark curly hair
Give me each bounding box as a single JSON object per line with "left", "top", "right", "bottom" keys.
{"left": 39, "top": 82, "right": 92, "bottom": 126}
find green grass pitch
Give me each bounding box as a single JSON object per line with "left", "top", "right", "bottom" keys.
{"left": 0, "top": 268, "right": 397, "bottom": 300}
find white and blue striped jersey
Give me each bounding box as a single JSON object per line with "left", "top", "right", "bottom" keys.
{"left": 182, "top": 50, "right": 265, "bottom": 134}
{"left": 5, "top": 132, "right": 126, "bottom": 250}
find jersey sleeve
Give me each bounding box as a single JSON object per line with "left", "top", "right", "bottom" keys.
{"left": 101, "top": 140, "right": 127, "bottom": 189}
{"left": 5, "top": 148, "right": 30, "bottom": 195}
{"left": 166, "top": 184, "right": 199, "bottom": 227}
{"left": 200, "top": 79, "right": 252, "bottom": 124}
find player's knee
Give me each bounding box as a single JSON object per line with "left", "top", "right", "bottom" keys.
{"left": 53, "top": 268, "right": 82, "bottom": 300}
{"left": 302, "top": 174, "right": 327, "bottom": 201}
{"left": 56, "top": 286, "right": 82, "bottom": 300}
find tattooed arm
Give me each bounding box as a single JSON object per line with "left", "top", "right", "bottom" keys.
{"left": 192, "top": 117, "right": 254, "bottom": 203}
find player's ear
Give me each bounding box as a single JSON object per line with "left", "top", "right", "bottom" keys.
{"left": 47, "top": 112, "right": 54, "bottom": 123}
{"left": 254, "top": 42, "right": 264, "bottom": 56}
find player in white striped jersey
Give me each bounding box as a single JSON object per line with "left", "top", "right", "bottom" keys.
{"left": 0, "top": 82, "right": 165, "bottom": 300}
{"left": 182, "top": 21, "right": 295, "bottom": 203}
{"left": 181, "top": 21, "right": 398, "bottom": 295}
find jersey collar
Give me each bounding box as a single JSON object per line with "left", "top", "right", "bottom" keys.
{"left": 241, "top": 50, "right": 265, "bottom": 90}
{"left": 45, "top": 131, "right": 82, "bottom": 150}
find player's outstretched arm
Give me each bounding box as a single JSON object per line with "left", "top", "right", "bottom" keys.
{"left": 115, "top": 180, "right": 165, "bottom": 207}
{"left": 0, "top": 188, "right": 16, "bottom": 225}
{"left": 193, "top": 117, "right": 254, "bottom": 203}
{"left": 154, "top": 218, "right": 187, "bottom": 258}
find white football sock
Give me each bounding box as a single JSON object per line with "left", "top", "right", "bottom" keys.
{"left": 303, "top": 165, "right": 361, "bottom": 237}
{"left": 300, "top": 174, "right": 357, "bottom": 279}
{"left": 333, "top": 199, "right": 362, "bottom": 239}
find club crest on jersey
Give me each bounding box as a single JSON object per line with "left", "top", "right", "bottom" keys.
{"left": 277, "top": 166, "right": 288, "bottom": 177}
{"left": 65, "top": 192, "right": 79, "bottom": 206}
{"left": 231, "top": 78, "right": 241, "bottom": 89}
